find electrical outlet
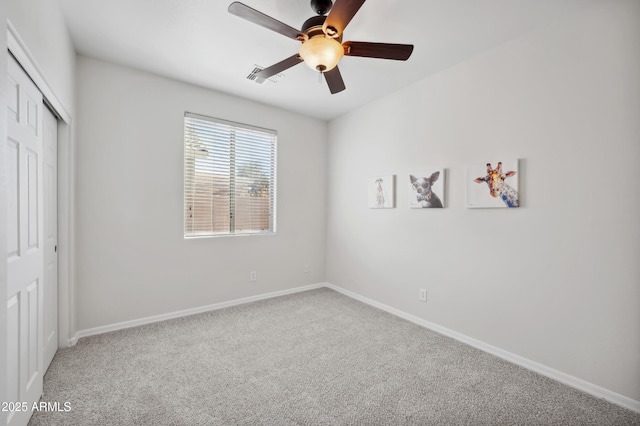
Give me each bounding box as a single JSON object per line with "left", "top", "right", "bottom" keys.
{"left": 304, "top": 264, "right": 309, "bottom": 273}
{"left": 250, "top": 271, "right": 257, "bottom": 282}
{"left": 419, "top": 288, "right": 427, "bottom": 302}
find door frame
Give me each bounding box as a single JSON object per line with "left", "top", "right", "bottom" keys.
{"left": 1, "top": 4, "right": 9, "bottom": 426}
{"left": 7, "top": 21, "right": 76, "bottom": 348}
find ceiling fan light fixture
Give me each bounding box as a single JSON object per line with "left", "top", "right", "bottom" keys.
{"left": 299, "top": 35, "right": 344, "bottom": 72}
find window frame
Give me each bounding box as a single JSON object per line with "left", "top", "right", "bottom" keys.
{"left": 183, "top": 112, "right": 277, "bottom": 239}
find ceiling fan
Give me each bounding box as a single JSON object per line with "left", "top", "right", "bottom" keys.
{"left": 228, "top": 0, "right": 414, "bottom": 94}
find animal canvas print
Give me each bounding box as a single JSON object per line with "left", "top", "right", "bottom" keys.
{"left": 368, "top": 175, "right": 395, "bottom": 208}
{"left": 409, "top": 169, "right": 445, "bottom": 208}
{"left": 467, "top": 160, "right": 519, "bottom": 208}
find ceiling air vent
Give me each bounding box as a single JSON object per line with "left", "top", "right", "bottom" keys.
{"left": 246, "top": 65, "right": 284, "bottom": 85}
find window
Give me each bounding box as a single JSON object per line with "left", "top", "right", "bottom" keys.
{"left": 184, "top": 113, "right": 276, "bottom": 237}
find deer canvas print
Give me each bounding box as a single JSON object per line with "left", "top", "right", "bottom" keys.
{"left": 467, "top": 160, "right": 519, "bottom": 208}
{"left": 368, "top": 175, "right": 395, "bottom": 208}
{"left": 409, "top": 169, "right": 445, "bottom": 208}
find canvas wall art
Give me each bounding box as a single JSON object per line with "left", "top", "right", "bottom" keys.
{"left": 467, "top": 160, "right": 519, "bottom": 208}
{"left": 368, "top": 175, "right": 395, "bottom": 208}
{"left": 408, "top": 169, "right": 445, "bottom": 208}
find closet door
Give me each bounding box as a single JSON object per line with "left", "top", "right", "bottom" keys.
{"left": 6, "top": 55, "right": 44, "bottom": 426}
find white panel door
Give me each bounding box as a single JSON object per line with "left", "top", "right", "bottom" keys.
{"left": 43, "top": 106, "right": 58, "bottom": 371}
{"left": 6, "top": 55, "right": 44, "bottom": 426}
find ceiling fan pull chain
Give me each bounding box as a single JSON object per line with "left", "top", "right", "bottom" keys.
{"left": 318, "top": 70, "right": 323, "bottom": 84}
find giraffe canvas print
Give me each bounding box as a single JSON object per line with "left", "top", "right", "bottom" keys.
{"left": 467, "top": 160, "right": 519, "bottom": 208}
{"left": 409, "top": 169, "right": 445, "bottom": 208}
{"left": 368, "top": 175, "right": 395, "bottom": 208}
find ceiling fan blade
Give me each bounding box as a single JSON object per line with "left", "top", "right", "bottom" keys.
{"left": 228, "top": 2, "right": 303, "bottom": 41}
{"left": 323, "top": 0, "right": 366, "bottom": 38}
{"left": 324, "top": 67, "right": 346, "bottom": 94}
{"left": 256, "top": 55, "right": 304, "bottom": 79}
{"left": 343, "top": 41, "right": 414, "bottom": 60}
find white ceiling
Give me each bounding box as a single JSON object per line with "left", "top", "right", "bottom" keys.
{"left": 58, "top": 0, "right": 599, "bottom": 121}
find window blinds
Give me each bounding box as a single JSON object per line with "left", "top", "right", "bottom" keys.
{"left": 184, "top": 113, "right": 277, "bottom": 237}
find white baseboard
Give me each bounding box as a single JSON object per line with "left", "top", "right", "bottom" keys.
{"left": 68, "top": 335, "right": 78, "bottom": 347}
{"left": 325, "top": 283, "right": 640, "bottom": 414}
{"left": 74, "top": 283, "right": 326, "bottom": 341}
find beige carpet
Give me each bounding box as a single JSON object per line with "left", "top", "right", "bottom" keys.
{"left": 29, "top": 288, "right": 640, "bottom": 425}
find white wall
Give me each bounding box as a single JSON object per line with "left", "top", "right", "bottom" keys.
{"left": 75, "top": 57, "right": 327, "bottom": 330}
{"left": 6, "top": 0, "right": 76, "bottom": 112}
{"left": 326, "top": 0, "right": 640, "bottom": 402}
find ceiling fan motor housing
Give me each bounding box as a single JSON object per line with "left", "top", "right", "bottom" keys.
{"left": 302, "top": 15, "right": 326, "bottom": 33}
